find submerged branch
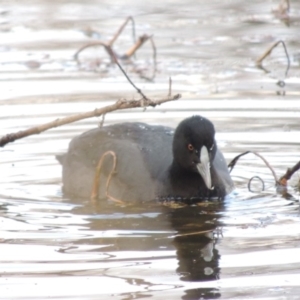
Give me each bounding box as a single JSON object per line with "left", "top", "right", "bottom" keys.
{"left": 228, "top": 151, "right": 300, "bottom": 194}
{"left": 228, "top": 150, "right": 278, "bottom": 184}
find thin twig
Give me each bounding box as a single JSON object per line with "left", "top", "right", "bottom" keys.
{"left": 90, "top": 150, "right": 125, "bottom": 204}
{"left": 228, "top": 151, "right": 278, "bottom": 184}
{"left": 109, "top": 16, "right": 136, "bottom": 46}
{"left": 228, "top": 151, "right": 250, "bottom": 173}
{"left": 252, "top": 151, "right": 278, "bottom": 182}
{"left": 248, "top": 176, "right": 265, "bottom": 192}
{"left": 256, "top": 40, "right": 290, "bottom": 77}
{"left": 75, "top": 17, "right": 136, "bottom": 65}
{"left": 122, "top": 34, "right": 151, "bottom": 59}
{"left": 75, "top": 17, "right": 157, "bottom": 80}
{"left": 74, "top": 42, "right": 116, "bottom": 64}
{"left": 112, "top": 52, "right": 149, "bottom": 100}
{"left": 136, "top": 35, "right": 157, "bottom": 81}
{"left": 1, "top": 48, "right": 180, "bottom": 148}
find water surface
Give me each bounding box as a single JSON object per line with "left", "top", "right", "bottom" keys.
{"left": 1, "top": 1, "right": 300, "bottom": 299}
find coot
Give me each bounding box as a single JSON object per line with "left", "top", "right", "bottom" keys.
{"left": 57, "top": 115, "right": 233, "bottom": 202}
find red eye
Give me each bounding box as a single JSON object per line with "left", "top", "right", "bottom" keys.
{"left": 187, "top": 144, "right": 194, "bottom": 151}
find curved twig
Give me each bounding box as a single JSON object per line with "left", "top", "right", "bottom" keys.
{"left": 248, "top": 176, "right": 265, "bottom": 193}
{"left": 109, "top": 16, "right": 136, "bottom": 46}
{"left": 256, "top": 40, "right": 290, "bottom": 78}
{"left": 91, "top": 150, "right": 125, "bottom": 204}
{"left": 228, "top": 150, "right": 278, "bottom": 184}
{"left": 136, "top": 35, "right": 157, "bottom": 81}
{"left": 74, "top": 42, "right": 117, "bottom": 64}
{"left": 75, "top": 17, "right": 156, "bottom": 80}
{"left": 252, "top": 151, "right": 278, "bottom": 183}
{"left": 75, "top": 17, "right": 137, "bottom": 65}
{"left": 228, "top": 151, "right": 250, "bottom": 173}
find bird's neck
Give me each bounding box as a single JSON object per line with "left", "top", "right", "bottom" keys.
{"left": 167, "top": 160, "right": 206, "bottom": 197}
{"left": 169, "top": 160, "right": 196, "bottom": 179}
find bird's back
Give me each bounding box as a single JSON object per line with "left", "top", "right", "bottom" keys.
{"left": 60, "top": 122, "right": 174, "bottom": 201}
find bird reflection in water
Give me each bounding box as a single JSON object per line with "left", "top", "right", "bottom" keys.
{"left": 68, "top": 189, "right": 223, "bottom": 300}
{"left": 166, "top": 202, "right": 222, "bottom": 299}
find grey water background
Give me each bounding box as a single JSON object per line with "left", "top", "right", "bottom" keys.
{"left": 0, "top": 0, "right": 300, "bottom": 299}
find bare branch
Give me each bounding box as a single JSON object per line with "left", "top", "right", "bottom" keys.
{"left": 75, "top": 16, "right": 137, "bottom": 64}
{"left": 74, "top": 42, "right": 115, "bottom": 64}
{"left": 256, "top": 40, "right": 290, "bottom": 77}
{"left": 134, "top": 35, "right": 157, "bottom": 81}
{"left": 109, "top": 16, "right": 136, "bottom": 46}
{"left": 0, "top": 93, "right": 181, "bottom": 148}
{"left": 112, "top": 52, "right": 149, "bottom": 100}
{"left": 2, "top": 40, "right": 180, "bottom": 148}
{"left": 122, "top": 34, "right": 151, "bottom": 59}
{"left": 75, "top": 16, "right": 157, "bottom": 80}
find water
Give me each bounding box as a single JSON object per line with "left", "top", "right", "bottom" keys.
{"left": 1, "top": 0, "right": 300, "bottom": 299}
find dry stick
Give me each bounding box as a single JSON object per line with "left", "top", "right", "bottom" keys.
{"left": 1, "top": 48, "right": 181, "bottom": 148}
{"left": 134, "top": 35, "right": 157, "bottom": 82}
{"left": 122, "top": 34, "right": 151, "bottom": 59}
{"left": 256, "top": 40, "right": 290, "bottom": 77}
{"left": 109, "top": 16, "right": 136, "bottom": 46}
{"left": 279, "top": 161, "right": 300, "bottom": 186}
{"left": 0, "top": 94, "right": 181, "bottom": 148}
{"left": 74, "top": 42, "right": 120, "bottom": 65}
{"left": 74, "top": 35, "right": 152, "bottom": 66}
{"left": 74, "top": 17, "right": 156, "bottom": 80}
{"left": 112, "top": 52, "right": 149, "bottom": 100}
{"left": 91, "top": 151, "right": 125, "bottom": 204}
{"left": 228, "top": 151, "right": 279, "bottom": 184}
{"left": 75, "top": 17, "right": 136, "bottom": 64}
